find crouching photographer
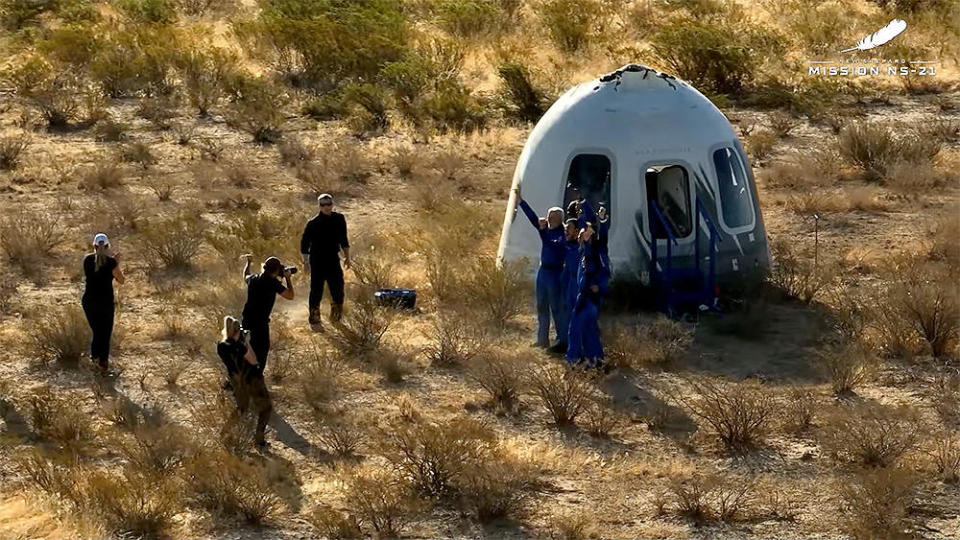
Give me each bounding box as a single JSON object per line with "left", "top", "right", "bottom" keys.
{"left": 217, "top": 316, "right": 272, "bottom": 448}
{"left": 241, "top": 255, "right": 295, "bottom": 373}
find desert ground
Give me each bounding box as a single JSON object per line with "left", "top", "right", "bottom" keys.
{"left": 0, "top": 0, "right": 959, "bottom": 538}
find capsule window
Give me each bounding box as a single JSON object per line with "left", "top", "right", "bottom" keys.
{"left": 564, "top": 154, "right": 611, "bottom": 216}
{"left": 713, "top": 147, "right": 754, "bottom": 230}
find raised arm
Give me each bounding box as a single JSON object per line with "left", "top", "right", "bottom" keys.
{"left": 517, "top": 199, "right": 541, "bottom": 229}
{"left": 340, "top": 215, "right": 351, "bottom": 270}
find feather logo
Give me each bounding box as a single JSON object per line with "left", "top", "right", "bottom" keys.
{"left": 841, "top": 19, "right": 907, "bottom": 53}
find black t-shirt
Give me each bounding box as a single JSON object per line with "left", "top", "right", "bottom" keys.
{"left": 300, "top": 212, "right": 349, "bottom": 261}
{"left": 217, "top": 338, "right": 257, "bottom": 380}
{"left": 241, "top": 273, "right": 286, "bottom": 325}
{"left": 83, "top": 254, "right": 117, "bottom": 300}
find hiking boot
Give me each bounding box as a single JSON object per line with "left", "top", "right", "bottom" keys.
{"left": 308, "top": 306, "right": 321, "bottom": 325}
{"left": 547, "top": 342, "right": 567, "bottom": 355}
{"left": 331, "top": 303, "right": 343, "bottom": 323}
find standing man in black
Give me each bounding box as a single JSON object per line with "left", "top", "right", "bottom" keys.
{"left": 301, "top": 193, "right": 351, "bottom": 330}
{"left": 241, "top": 256, "right": 294, "bottom": 372}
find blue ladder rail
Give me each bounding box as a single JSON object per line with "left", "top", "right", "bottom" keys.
{"left": 648, "top": 199, "right": 722, "bottom": 316}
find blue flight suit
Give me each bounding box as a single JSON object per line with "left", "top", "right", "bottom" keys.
{"left": 559, "top": 238, "right": 580, "bottom": 343}
{"left": 579, "top": 200, "right": 611, "bottom": 271}
{"left": 518, "top": 199, "right": 566, "bottom": 347}
{"left": 566, "top": 240, "right": 610, "bottom": 367}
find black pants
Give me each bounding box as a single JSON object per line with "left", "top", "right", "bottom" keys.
{"left": 243, "top": 321, "right": 270, "bottom": 372}
{"left": 82, "top": 297, "right": 114, "bottom": 367}
{"left": 309, "top": 258, "right": 345, "bottom": 311}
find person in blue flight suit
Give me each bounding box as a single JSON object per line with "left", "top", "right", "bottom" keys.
{"left": 551, "top": 218, "right": 581, "bottom": 355}
{"left": 517, "top": 194, "right": 566, "bottom": 348}
{"left": 566, "top": 221, "right": 610, "bottom": 369}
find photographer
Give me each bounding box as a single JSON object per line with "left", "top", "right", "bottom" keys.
{"left": 241, "top": 256, "right": 294, "bottom": 372}
{"left": 300, "top": 193, "right": 350, "bottom": 329}
{"left": 217, "top": 316, "right": 272, "bottom": 448}
{"left": 82, "top": 233, "right": 125, "bottom": 376}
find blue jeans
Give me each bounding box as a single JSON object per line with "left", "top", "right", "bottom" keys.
{"left": 566, "top": 298, "right": 603, "bottom": 364}
{"left": 535, "top": 266, "right": 564, "bottom": 346}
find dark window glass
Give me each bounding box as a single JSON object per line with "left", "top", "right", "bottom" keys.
{"left": 564, "top": 154, "right": 611, "bottom": 215}
{"left": 713, "top": 147, "right": 754, "bottom": 229}
{"left": 645, "top": 165, "right": 692, "bottom": 238}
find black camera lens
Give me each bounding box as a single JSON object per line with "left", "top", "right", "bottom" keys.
{"left": 285, "top": 266, "right": 298, "bottom": 275}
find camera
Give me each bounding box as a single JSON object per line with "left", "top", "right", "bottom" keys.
{"left": 284, "top": 266, "right": 298, "bottom": 275}
{"left": 241, "top": 329, "right": 250, "bottom": 343}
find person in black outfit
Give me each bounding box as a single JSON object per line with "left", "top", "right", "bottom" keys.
{"left": 241, "top": 255, "right": 294, "bottom": 372}
{"left": 300, "top": 193, "right": 351, "bottom": 329}
{"left": 82, "top": 233, "right": 125, "bottom": 375}
{"left": 217, "top": 316, "right": 272, "bottom": 447}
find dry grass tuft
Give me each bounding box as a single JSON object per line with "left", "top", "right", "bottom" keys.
{"left": 673, "top": 378, "right": 774, "bottom": 453}
{"left": 0, "top": 132, "right": 30, "bottom": 170}
{"left": 28, "top": 304, "right": 89, "bottom": 366}
{"left": 462, "top": 258, "right": 527, "bottom": 328}
{"left": 376, "top": 415, "right": 495, "bottom": 497}
{"left": 837, "top": 467, "right": 919, "bottom": 540}
{"left": 925, "top": 432, "right": 960, "bottom": 483}
{"left": 27, "top": 388, "right": 92, "bottom": 449}
{"left": 316, "top": 411, "right": 365, "bottom": 457}
{"left": 470, "top": 352, "right": 524, "bottom": 411}
{"left": 329, "top": 291, "right": 393, "bottom": 357}
{"left": 341, "top": 466, "right": 423, "bottom": 537}
{"left": 424, "top": 310, "right": 487, "bottom": 367}
{"left": 299, "top": 346, "right": 346, "bottom": 410}
{"left": 818, "top": 341, "right": 876, "bottom": 395}
{"left": 820, "top": 403, "right": 926, "bottom": 467}
{"left": 185, "top": 449, "right": 284, "bottom": 525}
{"left": 606, "top": 316, "right": 692, "bottom": 368}
{"left": 0, "top": 209, "right": 65, "bottom": 275}
{"left": 768, "top": 239, "right": 835, "bottom": 304}
{"left": 668, "top": 472, "right": 757, "bottom": 524}
{"left": 781, "top": 386, "right": 817, "bottom": 434}
{"left": 84, "top": 467, "right": 182, "bottom": 538}
{"left": 455, "top": 450, "right": 541, "bottom": 522}
{"left": 582, "top": 395, "right": 621, "bottom": 438}
{"left": 527, "top": 363, "right": 595, "bottom": 427}
{"left": 838, "top": 122, "right": 941, "bottom": 182}
{"left": 142, "top": 212, "right": 207, "bottom": 269}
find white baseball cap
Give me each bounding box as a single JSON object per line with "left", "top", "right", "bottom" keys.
{"left": 93, "top": 233, "right": 109, "bottom": 246}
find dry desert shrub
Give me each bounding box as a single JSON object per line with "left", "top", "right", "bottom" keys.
{"left": 84, "top": 466, "right": 182, "bottom": 538}
{"left": 79, "top": 161, "right": 124, "bottom": 193}
{"left": 582, "top": 395, "right": 621, "bottom": 438}
{"left": 818, "top": 341, "right": 876, "bottom": 395}
{"left": 928, "top": 211, "right": 960, "bottom": 266}
{"left": 15, "top": 449, "right": 85, "bottom": 506}
{"left": 0, "top": 209, "right": 65, "bottom": 274}
{"left": 329, "top": 290, "right": 393, "bottom": 356}
{"left": 316, "top": 411, "right": 365, "bottom": 457}
{"left": 299, "top": 346, "right": 346, "bottom": 410}
{"left": 28, "top": 304, "right": 89, "bottom": 366}
{"left": 463, "top": 257, "right": 527, "bottom": 328}
{"left": 527, "top": 363, "right": 596, "bottom": 427}
{"left": 606, "top": 316, "right": 693, "bottom": 368}
{"left": 536, "top": 0, "right": 605, "bottom": 52}
{"left": 781, "top": 386, "right": 817, "bottom": 434}
{"left": 141, "top": 212, "right": 207, "bottom": 269}
{"left": 837, "top": 467, "right": 919, "bottom": 540}
{"left": 546, "top": 509, "right": 597, "bottom": 540}
{"left": 925, "top": 432, "right": 960, "bottom": 483}
{"left": 341, "top": 466, "right": 424, "bottom": 537}
{"left": 376, "top": 415, "right": 496, "bottom": 497}
{"left": 0, "top": 131, "right": 30, "bottom": 170}
{"left": 455, "top": 450, "right": 541, "bottom": 522}
{"left": 118, "top": 141, "right": 158, "bottom": 170}
{"left": 0, "top": 266, "right": 18, "bottom": 313}
{"left": 496, "top": 61, "right": 550, "bottom": 123}
{"left": 768, "top": 111, "right": 799, "bottom": 137}
{"left": 206, "top": 210, "right": 299, "bottom": 265}
{"left": 768, "top": 239, "right": 835, "bottom": 303}
{"left": 673, "top": 378, "right": 774, "bottom": 452}
{"left": 136, "top": 96, "right": 178, "bottom": 130}
{"left": 745, "top": 129, "right": 778, "bottom": 161}
{"left": 838, "top": 122, "right": 941, "bottom": 182}
{"left": 227, "top": 77, "right": 287, "bottom": 144}
{"left": 184, "top": 449, "right": 284, "bottom": 524}
{"left": 177, "top": 46, "right": 237, "bottom": 115}
{"left": 820, "top": 403, "right": 926, "bottom": 467}
{"left": 145, "top": 174, "right": 176, "bottom": 201}
{"left": 424, "top": 310, "right": 487, "bottom": 367}
{"left": 893, "top": 265, "right": 959, "bottom": 358}
{"left": 469, "top": 352, "right": 524, "bottom": 411}
{"left": 27, "top": 388, "right": 92, "bottom": 449}
{"left": 350, "top": 252, "right": 396, "bottom": 296}
{"left": 9, "top": 56, "right": 88, "bottom": 129}
{"left": 295, "top": 140, "right": 372, "bottom": 195}
{"left": 307, "top": 504, "right": 362, "bottom": 539}
{"left": 761, "top": 150, "right": 839, "bottom": 189}
{"left": 387, "top": 141, "right": 424, "bottom": 178}
{"left": 119, "top": 424, "right": 192, "bottom": 473}
{"left": 668, "top": 472, "right": 757, "bottom": 524}
{"left": 277, "top": 136, "right": 314, "bottom": 167}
